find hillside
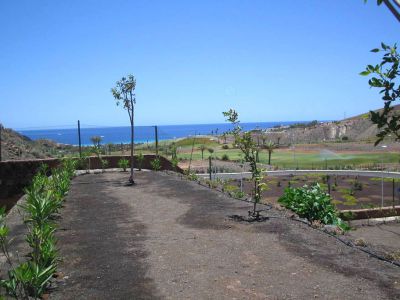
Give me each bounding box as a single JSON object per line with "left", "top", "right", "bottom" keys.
{"left": 263, "top": 105, "right": 399, "bottom": 145}
{"left": 0, "top": 125, "right": 64, "bottom": 160}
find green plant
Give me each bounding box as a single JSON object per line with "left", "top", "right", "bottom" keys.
{"left": 353, "top": 179, "right": 363, "bottom": 191}
{"left": 221, "top": 154, "right": 229, "bottom": 161}
{"left": 171, "top": 157, "right": 178, "bottom": 171}
{"left": 100, "top": 159, "right": 109, "bottom": 172}
{"left": 278, "top": 184, "right": 349, "bottom": 231}
{"left": 186, "top": 172, "right": 198, "bottom": 181}
{"left": 0, "top": 162, "right": 75, "bottom": 299}
{"left": 118, "top": 158, "right": 129, "bottom": 171}
{"left": 76, "top": 150, "right": 91, "bottom": 171}
{"left": 151, "top": 157, "right": 161, "bottom": 171}
{"left": 222, "top": 144, "right": 229, "bottom": 149}
{"left": 232, "top": 190, "right": 245, "bottom": 199}
{"left": 136, "top": 152, "right": 144, "bottom": 171}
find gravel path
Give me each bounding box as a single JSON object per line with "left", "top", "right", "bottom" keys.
{"left": 4, "top": 171, "right": 399, "bottom": 299}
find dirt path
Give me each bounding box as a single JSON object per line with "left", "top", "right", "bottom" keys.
{"left": 45, "top": 172, "right": 400, "bottom": 298}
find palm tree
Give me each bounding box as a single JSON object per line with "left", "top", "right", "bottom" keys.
{"left": 90, "top": 136, "right": 102, "bottom": 149}
{"left": 199, "top": 144, "right": 206, "bottom": 160}
{"left": 264, "top": 141, "right": 277, "bottom": 165}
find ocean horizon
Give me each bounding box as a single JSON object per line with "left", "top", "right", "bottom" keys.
{"left": 18, "top": 121, "right": 307, "bottom": 146}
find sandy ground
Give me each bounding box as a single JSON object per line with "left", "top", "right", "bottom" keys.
{"left": 2, "top": 171, "right": 400, "bottom": 299}
{"left": 348, "top": 222, "right": 400, "bottom": 260}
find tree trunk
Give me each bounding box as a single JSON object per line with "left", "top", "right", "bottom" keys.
{"left": 129, "top": 109, "right": 135, "bottom": 184}
{"left": 268, "top": 151, "right": 271, "bottom": 165}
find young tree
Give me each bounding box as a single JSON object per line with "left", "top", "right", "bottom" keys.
{"left": 111, "top": 75, "right": 137, "bottom": 184}
{"left": 223, "top": 109, "right": 267, "bottom": 216}
{"left": 361, "top": 43, "right": 400, "bottom": 145}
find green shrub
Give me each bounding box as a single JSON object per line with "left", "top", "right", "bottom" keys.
{"left": 151, "top": 157, "right": 161, "bottom": 171}
{"left": 221, "top": 154, "right": 229, "bottom": 161}
{"left": 278, "top": 184, "right": 348, "bottom": 231}
{"left": 136, "top": 152, "right": 144, "bottom": 171}
{"left": 232, "top": 190, "right": 245, "bottom": 199}
{"left": 118, "top": 158, "right": 129, "bottom": 171}
{"left": 100, "top": 159, "right": 109, "bottom": 171}
{"left": 187, "top": 172, "right": 198, "bottom": 181}
{"left": 0, "top": 161, "right": 75, "bottom": 299}
{"left": 171, "top": 157, "right": 178, "bottom": 171}
{"left": 222, "top": 144, "right": 229, "bottom": 149}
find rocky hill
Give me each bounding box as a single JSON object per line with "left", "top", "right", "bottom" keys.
{"left": 0, "top": 125, "right": 67, "bottom": 161}
{"left": 262, "top": 105, "right": 400, "bottom": 145}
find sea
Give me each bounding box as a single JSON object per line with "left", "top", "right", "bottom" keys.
{"left": 18, "top": 122, "right": 301, "bottom": 146}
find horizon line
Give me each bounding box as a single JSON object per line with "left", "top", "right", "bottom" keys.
{"left": 12, "top": 119, "right": 332, "bottom": 131}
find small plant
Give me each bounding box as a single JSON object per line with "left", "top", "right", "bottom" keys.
{"left": 354, "top": 238, "right": 367, "bottom": 247}
{"left": 222, "top": 144, "right": 229, "bottom": 149}
{"left": 232, "top": 190, "right": 245, "bottom": 199}
{"left": 171, "top": 157, "right": 178, "bottom": 172}
{"left": 352, "top": 178, "right": 363, "bottom": 191}
{"left": 118, "top": 158, "right": 129, "bottom": 172}
{"left": 385, "top": 250, "right": 400, "bottom": 261}
{"left": 221, "top": 154, "right": 229, "bottom": 161}
{"left": 151, "top": 157, "right": 161, "bottom": 171}
{"left": 186, "top": 172, "right": 199, "bottom": 181}
{"left": 100, "top": 159, "right": 109, "bottom": 172}
{"left": 136, "top": 152, "right": 144, "bottom": 171}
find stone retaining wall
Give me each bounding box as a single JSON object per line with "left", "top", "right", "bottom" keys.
{"left": 0, "top": 155, "right": 182, "bottom": 201}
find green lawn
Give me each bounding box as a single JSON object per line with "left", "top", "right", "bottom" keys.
{"left": 176, "top": 146, "right": 400, "bottom": 169}
{"left": 113, "top": 137, "right": 400, "bottom": 170}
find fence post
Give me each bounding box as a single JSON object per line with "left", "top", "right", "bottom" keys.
{"left": 209, "top": 156, "right": 212, "bottom": 180}
{"left": 155, "top": 125, "right": 158, "bottom": 156}
{"left": 0, "top": 124, "right": 2, "bottom": 162}
{"left": 78, "top": 120, "right": 82, "bottom": 158}
{"left": 393, "top": 178, "right": 395, "bottom": 209}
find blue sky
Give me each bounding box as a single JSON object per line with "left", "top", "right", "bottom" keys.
{"left": 0, "top": 0, "right": 398, "bottom": 129}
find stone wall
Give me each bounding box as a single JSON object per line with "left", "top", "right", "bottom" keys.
{"left": 0, "top": 158, "right": 61, "bottom": 199}
{"left": 0, "top": 155, "right": 182, "bottom": 204}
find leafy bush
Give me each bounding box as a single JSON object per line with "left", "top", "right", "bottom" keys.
{"left": 136, "top": 152, "right": 144, "bottom": 171}
{"left": 100, "top": 159, "right": 109, "bottom": 171}
{"left": 150, "top": 157, "right": 161, "bottom": 171}
{"left": 222, "top": 144, "right": 229, "bottom": 149}
{"left": 278, "top": 184, "right": 348, "bottom": 231}
{"left": 186, "top": 172, "right": 199, "bottom": 181}
{"left": 118, "top": 158, "right": 129, "bottom": 171}
{"left": 221, "top": 154, "right": 229, "bottom": 161}
{"left": 171, "top": 157, "right": 178, "bottom": 171}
